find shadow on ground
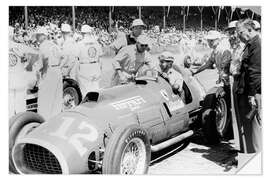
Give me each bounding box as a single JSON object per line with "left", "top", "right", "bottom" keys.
{"left": 189, "top": 132, "right": 238, "bottom": 172}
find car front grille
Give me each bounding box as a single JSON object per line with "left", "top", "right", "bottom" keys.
{"left": 23, "top": 144, "right": 62, "bottom": 174}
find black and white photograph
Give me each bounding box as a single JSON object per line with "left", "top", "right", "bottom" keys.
{"left": 5, "top": 0, "right": 264, "bottom": 175}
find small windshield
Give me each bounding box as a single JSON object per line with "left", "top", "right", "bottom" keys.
{"left": 135, "top": 66, "right": 158, "bottom": 81}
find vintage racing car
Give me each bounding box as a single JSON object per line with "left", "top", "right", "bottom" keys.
{"left": 9, "top": 67, "right": 229, "bottom": 174}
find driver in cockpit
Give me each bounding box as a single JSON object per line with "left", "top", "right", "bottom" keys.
{"left": 158, "top": 51, "right": 184, "bottom": 95}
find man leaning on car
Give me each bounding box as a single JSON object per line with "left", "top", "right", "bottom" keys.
{"left": 111, "top": 34, "right": 154, "bottom": 86}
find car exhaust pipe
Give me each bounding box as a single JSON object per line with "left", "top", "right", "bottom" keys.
{"left": 151, "top": 130, "right": 194, "bottom": 152}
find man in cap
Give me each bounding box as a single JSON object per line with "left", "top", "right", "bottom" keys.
{"left": 111, "top": 34, "right": 153, "bottom": 86}
{"left": 34, "top": 26, "right": 63, "bottom": 119}
{"left": 77, "top": 25, "right": 103, "bottom": 96}
{"left": 158, "top": 51, "right": 184, "bottom": 95}
{"left": 59, "top": 23, "right": 80, "bottom": 81}
{"left": 192, "top": 30, "right": 231, "bottom": 86}
{"left": 225, "top": 21, "right": 245, "bottom": 76}
{"left": 110, "top": 18, "right": 146, "bottom": 55}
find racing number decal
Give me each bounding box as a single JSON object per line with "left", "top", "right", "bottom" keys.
{"left": 9, "top": 53, "right": 18, "bottom": 67}
{"left": 50, "top": 117, "right": 98, "bottom": 156}
{"left": 87, "top": 47, "right": 97, "bottom": 58}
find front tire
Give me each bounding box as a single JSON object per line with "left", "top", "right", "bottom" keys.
{"left": 102, "top": 124, "right": 151, "bottom": 174}
{"left": 9, "top": 112, "right": 45, "bottom": 173}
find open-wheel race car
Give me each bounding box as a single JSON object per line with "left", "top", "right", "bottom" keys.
{"left": 9, "top": 67, "right": 229, "bottom": 174}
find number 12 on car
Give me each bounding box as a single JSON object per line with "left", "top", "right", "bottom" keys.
{"left": 49, "top": 117, "right": 99, "bottom": 156}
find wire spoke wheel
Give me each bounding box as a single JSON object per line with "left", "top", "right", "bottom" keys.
{"left": 63, "top": 87, "right": 79, "bottom": 110}
{"left": 215, "top": 97, "right": 228, "bottom": 136}
{"left": 120, "top": 138, "right": 147, "bottom": 175}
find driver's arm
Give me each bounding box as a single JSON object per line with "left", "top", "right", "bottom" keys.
{"left": 112, "top": 48, "right": 129, "bottom": 77}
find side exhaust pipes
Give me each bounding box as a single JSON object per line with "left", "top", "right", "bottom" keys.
{"left": 151, "top": 130, "right": 194, "bottom": 152}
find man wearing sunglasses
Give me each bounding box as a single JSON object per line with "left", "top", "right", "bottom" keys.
{"left": 110, "top": 19, "right": 146, "bottom": 55}
{"left": 111, "top": 34, "right": 153, "bottom": 86}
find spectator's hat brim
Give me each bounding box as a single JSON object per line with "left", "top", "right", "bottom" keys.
{"left": 204, "top": 30, "right": 222, "bottom": 40}
{"left": 131, "top": 19, "right": 146, "bottom": 28}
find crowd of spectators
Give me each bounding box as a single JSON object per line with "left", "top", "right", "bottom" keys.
{"left": 9, "top": 6, "right": 233, "bottom": 66}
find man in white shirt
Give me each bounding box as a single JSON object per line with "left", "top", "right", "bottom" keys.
{"left": 77, "top": 25, "right": 103, "bottom": 96}
{"left": 60, "top": 23, "right": 80, "bottom": 81}
{"left": 110, "top": 19, "right": 146, "bottom": 55}
{"left": 35, "top": 27, "right": 63, "bottom": 119}
{"left": 9, "top": 26, "right": 37, "bottom": 118}
{"left": 111, "top": 34, "right": 153, "bottom": 86}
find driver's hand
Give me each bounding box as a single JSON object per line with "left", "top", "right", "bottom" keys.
{"left": 122, "top": 72, "right": 132, "bottom": 79}
{"left": 161, "top": 72, "right": 168, "bottom": 79}
{"left": 119, "top": 72, "right": 131, "bottom": 84}
{"left": 191, "top": 70, "right": 196, "bottom": 76}
{"left": 248, "top": 96, "right": 257, "bottom": 107}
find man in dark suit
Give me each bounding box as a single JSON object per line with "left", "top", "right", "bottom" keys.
{"left": 236, "top": 19, "right": 261, "bottom": 153}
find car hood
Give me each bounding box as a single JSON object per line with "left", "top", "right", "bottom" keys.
{"left": 13, "top": 112, "right": 104, "bottom": 174}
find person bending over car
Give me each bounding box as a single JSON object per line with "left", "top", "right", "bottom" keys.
{"left": 158, "top": 51, "right": 184, "bottom": 96}
{"left": 111, "top": 34, "right": 154, "bottom": 86}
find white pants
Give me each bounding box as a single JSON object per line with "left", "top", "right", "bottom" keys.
{"left": 78, "top": 63, "right": 101, "bottom": 97}
{"left": 9, "top": 88, "right": 26, "bottom": 118}
{"left": 38, "top": 67, "right": 63, "bottom": 119}
{"left": 9, "top": 71, "right": 36, "bottom": 118}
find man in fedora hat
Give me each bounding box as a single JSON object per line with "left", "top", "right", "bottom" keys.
{"left": 110, "top": 18, "right": 146, "bottom": 54}
{"left": 192, "top": 30, "right": 231, "bottom": 86}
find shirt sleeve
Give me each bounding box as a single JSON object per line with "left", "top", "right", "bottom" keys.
{"left": 112, "top": 48, "right": 129, "bottom": 70}
{"left": 207, "top": 51, "right": 216, "bottom": 65}
{"left": 39, "top": 44, "right": 49, "bottom": 60}
{"left": 110, "top": 36, "right": 127, "bottom": 52}
{"left": 221, "top": 49, "right": 232, "bottom": 74}
{"left": 247, "top": 39, "right": 261, "bottom": 96}
{"left": 169, "top": 71, "right": 184, "bottom": 90}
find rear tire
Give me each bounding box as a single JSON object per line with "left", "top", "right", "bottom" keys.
{"left": 9, "top": 112, "right": 45, "bottom": 173}
{"left": 215, "top": 96, "right": 230, "bottom": 138}
{"left": 102, "top": 124, "right": 151, "bottom": 174}
{"left": 63, "top": 79, "right": 82, "bottom": 110}
{"left": 202, "top": 109, "right": 220, "bottom": 144}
